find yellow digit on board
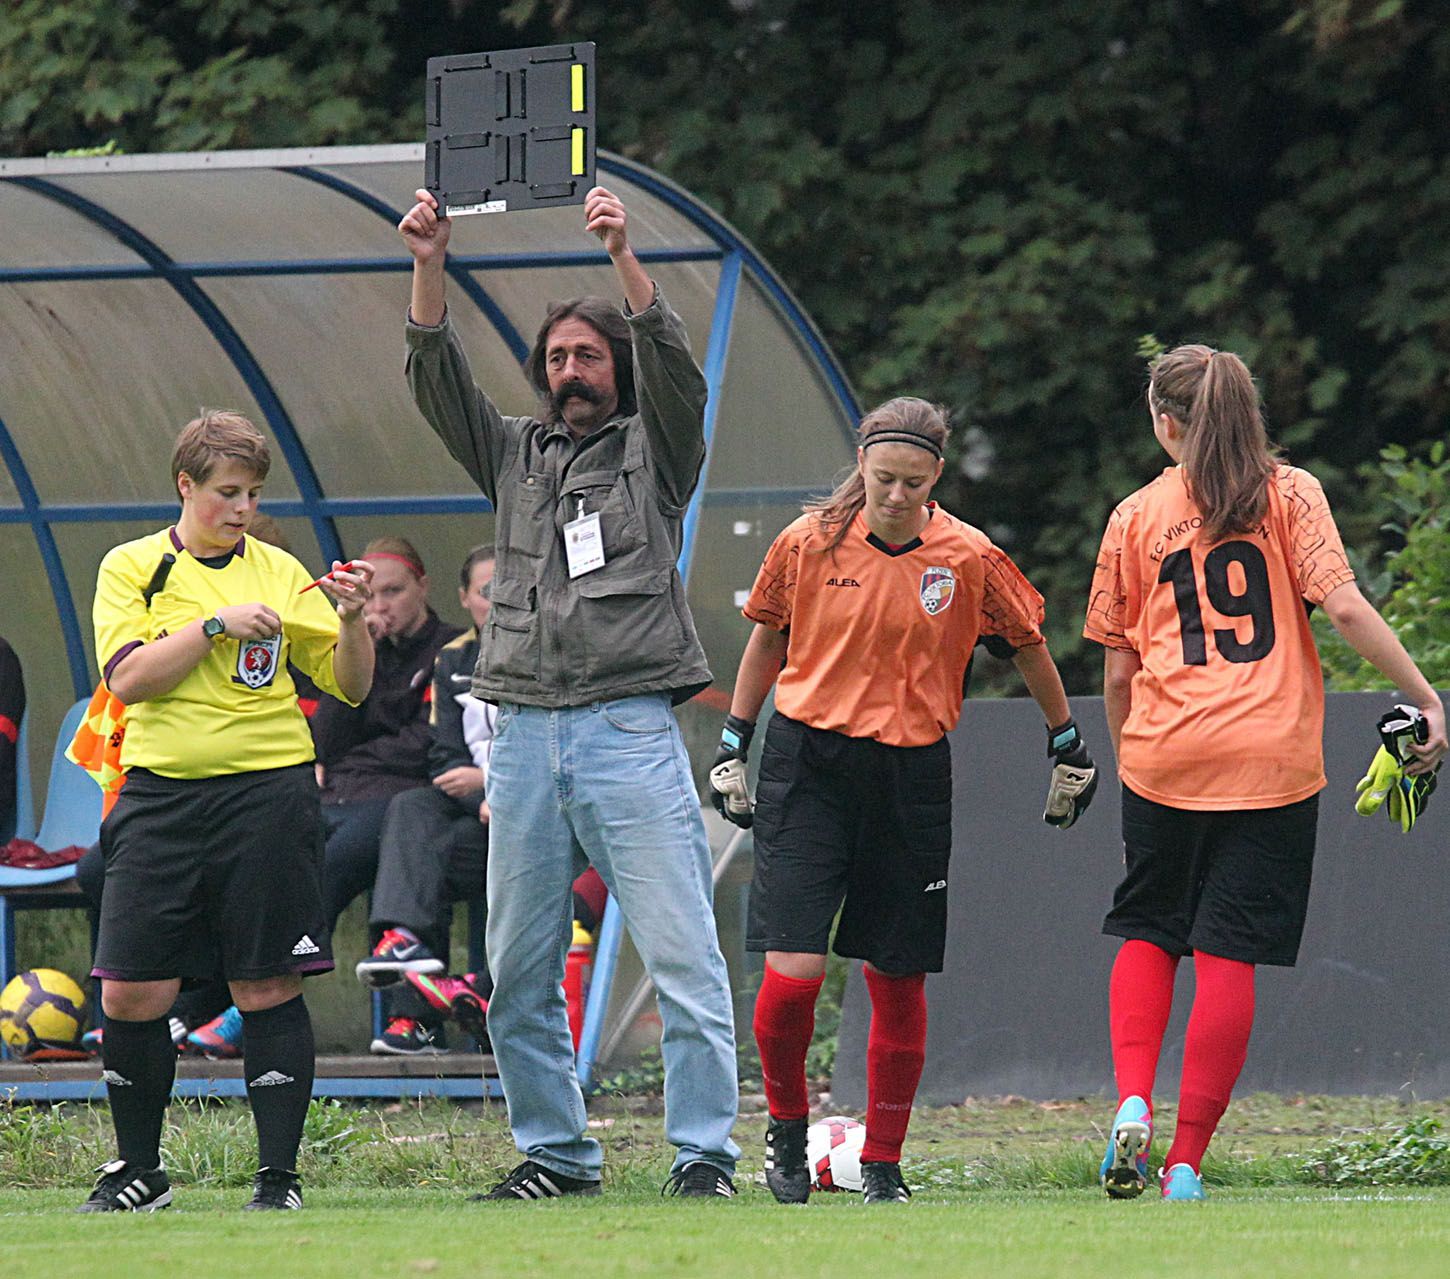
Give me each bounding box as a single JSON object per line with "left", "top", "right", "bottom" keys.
{"left": 571, "top": 64, "right": 586, "bottom": 112}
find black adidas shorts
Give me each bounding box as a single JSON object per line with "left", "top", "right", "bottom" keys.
{"left": 93, "top": 764, "right": 334, "bottom": 983}
{"left": 1103, "top": 784, "right": 1319, "bottom": 967}
{"left": 746, "top": 713, "right": 953, "bottom": 974}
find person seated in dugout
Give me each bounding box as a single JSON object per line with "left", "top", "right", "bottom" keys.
{"left": 310, "top": 536, "right": 462, "bottom": 930}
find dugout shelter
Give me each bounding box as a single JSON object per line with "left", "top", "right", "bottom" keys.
{"left": 0, "top": 144, "right": 859, "bottom": 1095}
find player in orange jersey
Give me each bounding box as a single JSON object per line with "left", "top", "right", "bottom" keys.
{"left": 1085, "top": 344, "right": 1447, "bottom": 1202}
{"left": 709, "top": 397, "right": 1097, "bottom": 1206}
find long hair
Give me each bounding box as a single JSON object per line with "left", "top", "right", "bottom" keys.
{"left": 522, "top": 297, "right": 637, "bottom": 420}
{"left": 1149, "top": 344, "right": 1278, "bottom": 543}
{"left": 805, "top": 397, "right": 950, "bottom": 552}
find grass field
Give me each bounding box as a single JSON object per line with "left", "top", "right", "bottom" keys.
{"left": 8, "top": 1093, "right": 1450, "bottom": 1277}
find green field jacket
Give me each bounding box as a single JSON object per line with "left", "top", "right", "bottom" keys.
{"left": 404, "top": 291, "right": 713, "bottom": 708}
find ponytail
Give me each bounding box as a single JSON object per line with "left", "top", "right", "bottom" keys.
{"left": 805, "top": 397, "right": 950, "bottom": 552}
{"left": 1150, "top": 345, "right": 1277, "bottom": 543}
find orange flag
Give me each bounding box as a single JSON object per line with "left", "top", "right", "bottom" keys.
{"left": 66, "top": 684, "right": 128, "bottom": 817}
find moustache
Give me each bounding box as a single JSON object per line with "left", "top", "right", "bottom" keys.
{"left": 551, "top": 380, "right": 604, "bottom": 412}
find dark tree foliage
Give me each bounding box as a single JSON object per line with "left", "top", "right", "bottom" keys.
{"left": 3, "top": 0, "right": 1445, "bottom": 690}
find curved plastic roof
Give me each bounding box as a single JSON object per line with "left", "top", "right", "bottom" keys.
{"left": 0, "top": 144, "right": 858, "bottom": 776}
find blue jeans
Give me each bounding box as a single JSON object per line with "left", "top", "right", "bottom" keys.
{"left": 485, "top": 694, "right": 740, "bottom": 1180}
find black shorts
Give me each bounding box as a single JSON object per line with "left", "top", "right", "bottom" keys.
{"left": 746, "top": 713, "right": 953, "bottom": 974}
{"left": 93, "top": 764, "right": 334, "bottom": 983}
{"left": 1103, "top": 784, "right": 1319, "bottom": 967}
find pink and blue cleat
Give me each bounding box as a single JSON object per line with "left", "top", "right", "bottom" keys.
{"left": 1100, "top": 1095, "right": 1152, "bottom": 1199}
{"left": 1160, "top": 1162, "right": 1206, "bottom": 1201}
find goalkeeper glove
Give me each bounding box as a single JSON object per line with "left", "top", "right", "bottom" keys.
{"left": 1355, "top": 705, "right": 1440, "bottom": 832}
{"left": 1355, "top": 746, "right": 1401, "bottom": 817}
{"left": 709, "top": 714, "right": 756, "bottom": 829}
{"left": 1043, "top": 718, "right": 1098, "bottom": 830}
{"left": 1386, "top": 769, "right": 1438, "bottom": 833}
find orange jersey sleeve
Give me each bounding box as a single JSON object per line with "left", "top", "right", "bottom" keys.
{"left": 1083, "top": 465, "right": 1352, "bottom": 810}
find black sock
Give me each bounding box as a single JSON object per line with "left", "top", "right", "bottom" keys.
{"left": 101, "top": 1015, "right": 176, "bottom": 1170}
{"left": 241, "top": 996, "right": 315, "bottom": 1172}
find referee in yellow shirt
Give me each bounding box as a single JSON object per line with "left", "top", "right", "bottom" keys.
{"left": 79, "top": 412, "right": 374, "bottom": 1214}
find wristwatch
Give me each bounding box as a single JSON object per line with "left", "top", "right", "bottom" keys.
{"left": 201, "top": 615, "right": 227, "bottom": 641}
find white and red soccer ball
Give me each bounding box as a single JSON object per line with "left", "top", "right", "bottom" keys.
{"left": 807, "top": 1115, "right": 866, "bottom": 1192}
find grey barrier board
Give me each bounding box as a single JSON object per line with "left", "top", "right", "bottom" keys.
{"left": 425, "top": 43, "right": 596, "bottom": 217}
{"left": 831, "top": 690, "right": 1450, "bottom": 1107}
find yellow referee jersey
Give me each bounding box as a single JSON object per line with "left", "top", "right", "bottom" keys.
{"left": 93, "top": 527, "right": 356, "bottom": 779}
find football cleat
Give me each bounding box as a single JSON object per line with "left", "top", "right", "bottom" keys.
{"left": 860, "top": 1161, "right": 911, "bottom": 1204}
{"left": 355, "top": 928, "right": 443, "bottom": 987}
{"left": 369, "top": 1016, "right": 445, "bottom": 1056}
{"left": 76, "top": 1160, "right": 172, "bottom": 1212}
{"left": 243, "top": 1166, "right": 303, "bottom": 1210}
{"left": 471, "top": 1159, "right": 602, "bottom": 1201}
{"left": 662, "top": 1161, "right": 737, "bottom": 1198}
{"left": 185, "top": 1005, "right": 244, "bottom": 1059}
{"left": 1161, "top": 1162, "right": 1207, "bottom": 1201}
{"left": 1100, "top": 1095, "right": 1152, "bottom": 1199}
{"left": 763, "top": 1116, "right": 810, "bottom": 1204}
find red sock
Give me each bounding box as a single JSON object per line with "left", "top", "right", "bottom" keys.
{"left": 753, "top": 965, "right": 823, "bottom": 1121}
{"left": 861, "top": 967, "right": 927, "bottom": 1164}
{"left": 1165, "top": 952, "right": 1255, "bottom": 1173}
{"left": 1109, "top": 939, "right": 1180, "bottom": 1110}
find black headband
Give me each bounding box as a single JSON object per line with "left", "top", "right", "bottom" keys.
{"left": 861, "top": 430, "right": 943, "bottom": 459}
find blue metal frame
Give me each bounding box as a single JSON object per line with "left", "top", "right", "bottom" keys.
{"left": 0, "top": 247, "right": 721, "bottom": 287}
{"left": 0, "top": 488, "right": 814, "bottom": 525}
{"left": 289, "top": 167, "right": 531, "bottom": 364}
{"left": 11, "top": 177, "right": 344, "bottom": 568}
{"left": 0, "top": 411, "right": 91, "bottom": 696}
{"left": 600, "top": 154, "right": 861, "bottom": 447}
{"left": 1, "top": 1077, "right": 504, "bottom": 1102}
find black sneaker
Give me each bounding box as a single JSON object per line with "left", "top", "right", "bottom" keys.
{"left": 764, "top": 1117, "right": 810, "bottom": 1204}
{"left": 472, "top": 1159, "right": 602, "bottom": 1201}
{"left": 242, "top": 1166, "right": 303, "bottom": 1210}
{"left": 75, "top": 1160, "right": 172, "bottom": 1213}
{"left": 662, "top": 1161, "right": 737, "bottom": 1198}
{"left": 860, "top": 1160, "right": 911, "bottom": 1204}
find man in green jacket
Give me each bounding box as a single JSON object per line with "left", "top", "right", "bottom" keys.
{"left": 399, "top": 185, "right": 739, "bottom": 1200}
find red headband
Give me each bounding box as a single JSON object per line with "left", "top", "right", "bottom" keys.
{"left": 368, "top": 551, "right": 424, "bottom": 578}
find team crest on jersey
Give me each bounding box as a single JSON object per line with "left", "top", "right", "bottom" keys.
{"left": 234, "top": 634, "right": 281, "bottom": 689}
{"left": 918, "top": 566, "right": 955, "bottom": 616}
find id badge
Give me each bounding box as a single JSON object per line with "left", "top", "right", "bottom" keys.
{"left": 565, "top": 509, "right": 605, "bottom": 578}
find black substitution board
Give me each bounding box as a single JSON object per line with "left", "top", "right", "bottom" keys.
{"left": 425, "top": 42, "right": 596, "bottom": 217}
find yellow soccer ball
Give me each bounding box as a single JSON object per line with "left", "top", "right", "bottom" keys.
{"left": 0, "top": 968, "right": 87, "bottom": 1055}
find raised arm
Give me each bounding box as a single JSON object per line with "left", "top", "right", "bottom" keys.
{"left": 400, "top": 190, "right": 515, "bottom": 504}
{"left": 585, "top": 186, "right": 708, "bottom": 508}
{"left": 400, "top": 189, "right": 450, "bottom": 327}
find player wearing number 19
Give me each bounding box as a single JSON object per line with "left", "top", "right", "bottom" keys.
{"left": 1085, "top": 345, "right": 1447, "bottom": 1202}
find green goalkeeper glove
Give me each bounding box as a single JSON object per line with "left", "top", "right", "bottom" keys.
{"left": 1355, "top": 746, "right": 1401, "bottom": 817}
{"left": 1355, "top": 705, "right": 1440, "bottom": 832}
